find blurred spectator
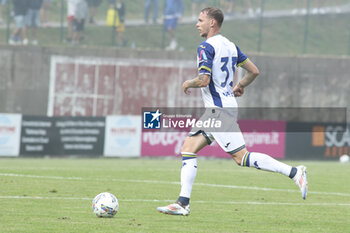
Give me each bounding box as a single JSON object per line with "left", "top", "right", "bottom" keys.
{"left": 220, "top": 0, "right": 235, "bottom": 15}
{"left": 292, "top": 0, "right": 343, "bottom": 15}
{"left": 331, "top": 0, "right": 342, "bottom": 13}
{"left": 66, "top": 0, "right": 77, "bottom": 42}
{"left": 144, "top": 0, "right": 159, "bottom": 24}
{"left": 164, "top": 0, "right": 184, "bottom": 50}
{"left": 254, "top": 0, "right": 262, "bottom": 15}
{"left": 292, "top": 0, "right": 307, "bottom": 14}
{"left": 312, "top": 0, "right": 342, "bottom": 14}
{"left": 86, "top": 0, "right": 102, "bottom": 24}
{"left": 222, "top": 0, "right": 261, "bottom": 17}
{"left": 26, "top": 0, "right": 43, "bottom": 45}
{"left": 192, "top": 0, "right": 207, "bottom": 19}
{"left": 0, "top": 0, "right": 7, "bottom": 25}
{"left": 312, "top": 0, "right": 324, "bottom": 14}
{"left": 9, "top": 0, "right": 30, "bottom": 45}
{"left": 242, "top": 0, "right": 262, "bottom": 17}
{"left": 72, "top": 0, "right": 88, "bottom": 44}
{"left": 40, "top": 0, "right": 52, "bottom": 27}
{"left": 108, "top": 0, "right": 126, "bottom": 47}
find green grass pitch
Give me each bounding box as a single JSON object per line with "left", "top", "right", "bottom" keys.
{"left": 0, "top": 158, "right": 349, "bottom": 233}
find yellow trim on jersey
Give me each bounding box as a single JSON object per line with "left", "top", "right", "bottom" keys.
{"left": 237, "top": 58, "right": 249, "bottom": 67}
{"left": 198, "top": 66, "right": 212, "bottom": 73}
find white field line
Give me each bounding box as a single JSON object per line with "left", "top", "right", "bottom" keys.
{"left": 0, "top": 173, "right": 83, "bottom": 180}
{"left": 1, "top": 173, "right": 350, "bottom": 197}
{"left": 0, "top": 196, "right": 349, "bottom": 207}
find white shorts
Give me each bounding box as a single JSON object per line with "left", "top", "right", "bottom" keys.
{"left": 189, "top": 108, "right": 246, "bottom": 153}
{"left": 14, "top": 15, "right": 25, "bottom": 29}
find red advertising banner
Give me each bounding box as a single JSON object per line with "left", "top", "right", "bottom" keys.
{"left": 141, "top": 120, "right": 286, "bottom": 159}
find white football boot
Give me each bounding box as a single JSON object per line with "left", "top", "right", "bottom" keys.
{"left": 157, "top": 202, "right": 190, "bottom": 216}
{"left": 293, "top": 165, "right": 308, "bottom": 199}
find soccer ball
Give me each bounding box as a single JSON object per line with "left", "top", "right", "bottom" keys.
{"left": 339, "top": 154, "right": 350, "bottom": 163}
{"left": 92, "top": 192, "right": 119, "bottom": 217}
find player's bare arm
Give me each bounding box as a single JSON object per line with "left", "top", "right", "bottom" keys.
{"left": 233, "top": 59, "right": 259, "bottom": 97}
{"left": 182, "top": 74, "right": 210, "bottom": 94}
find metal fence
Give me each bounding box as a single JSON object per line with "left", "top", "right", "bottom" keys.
{"left": 1, "top": 0, "right": 350, "bottom": 55}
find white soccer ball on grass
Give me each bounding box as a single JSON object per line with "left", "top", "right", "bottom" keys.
{"left": 92, "top": 192, "right": 119, "bottom": 217}
{"left": 339, "top": 154, "right": 350, "bottom": 163}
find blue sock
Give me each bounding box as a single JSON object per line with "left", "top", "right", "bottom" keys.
{"left": 177, "top": 196, "right": 190, "bottom": 206}
{"left": 289, "top": 167, "right": 297, "bottom": 179}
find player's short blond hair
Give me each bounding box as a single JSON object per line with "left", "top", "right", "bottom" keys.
{"left": 201, "top": 7, "right": 224, "bottom": 28}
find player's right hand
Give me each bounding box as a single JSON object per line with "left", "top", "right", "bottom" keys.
{"left": 182, "top": 81, "right": 191, "bottom": 95}
{"left": 233, "top": 84, "right": 244, "bottom": 97}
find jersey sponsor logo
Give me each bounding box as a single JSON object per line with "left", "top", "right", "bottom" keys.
{"left": 222, "top": 91, "right": 235, "bottom": 97}
{"left": 199, "top": 49, "right": 208, "bottom": 63}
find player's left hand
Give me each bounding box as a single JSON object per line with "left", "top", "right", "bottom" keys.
{"left": 233, "top": 83, "right": 244, "bottom": 97}
{"left": 182, "top": 81, "right": 191, "bottom": 95}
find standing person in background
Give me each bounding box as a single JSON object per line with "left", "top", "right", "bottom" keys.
{"left": 192, "top": 0, "right": 207, "bottom": 19}
{"left": 0, "top": 0, "right": 7, "bottom": 25}
{"left": 109, "top": 0, "right": 126, "bottom": 47}
{"left": 241, "top": 0, "right": 262, "bottom": 17}
{"left": 254, "top": 0, "right": 262, "bottom": 15}
{"left": 164, "top": 0, "right": 184, "bottom": 50}
{"left": 26, "top": 0, "right": 43, "bottom": 45}
{"left": 66, "top": 0, "right": 77, "bottom": 42}
{"left": 332, "top": 0, "right": 342, "bottom": 13}
{"left": 292, "top": 0, "right": 307, "bottom": 14}
{"left": 86, "top": 0, "right": 102, "bottom": 24}
{"left": 220, "top": 0, "right": 235, "bottom": 15}
{"left": 144, "top": 0, "right": 159, "bottom": 24}
{"left": 72, "top": 0, "right": 88, "bottom": 44}
{"left": 9, "top": 0, "right": 30, "bottom": 45}
{"left": 312, "top": 0, "right": 343, "bottom": 14}
{"left": 40, "top": 0, "right": 52, "bottom": 27}
{"left": 311, "top": 0, "right": 324, "bottom": 14}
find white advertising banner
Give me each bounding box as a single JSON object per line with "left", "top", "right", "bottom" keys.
{"left": 0, "top": 114, "right": 22, "bottom": 156}
{"left": 104, "top": 116, "right": 141, "bottom": 157}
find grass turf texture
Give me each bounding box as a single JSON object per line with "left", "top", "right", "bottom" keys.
{"left": 0, "top": 158, "right": 349, "bottom": 233}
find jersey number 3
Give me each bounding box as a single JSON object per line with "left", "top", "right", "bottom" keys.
{"left": 220, "top": 57, "right": 237, "bottom": 88}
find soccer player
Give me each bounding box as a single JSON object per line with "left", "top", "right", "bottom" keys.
{"left": 157, "top": 7, "right": 308, "bottom": 216}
